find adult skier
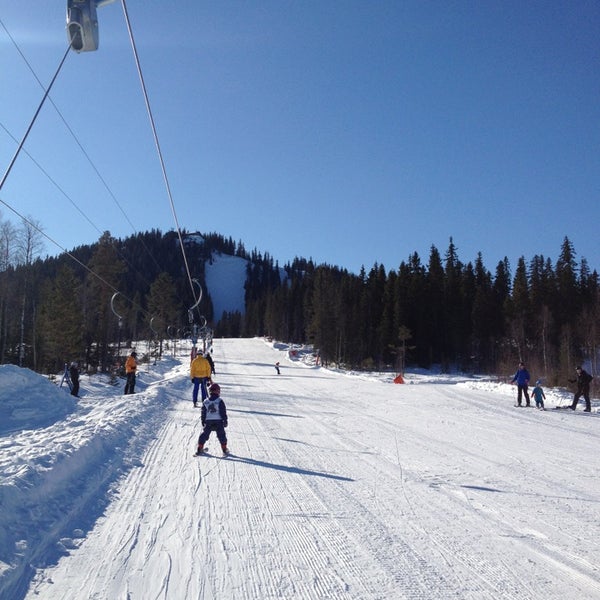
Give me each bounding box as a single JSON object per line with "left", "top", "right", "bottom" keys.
{"left": 69, "top": 361, "right": 80, "bottom": 397}
{"left": 510, "top": 362, "right": 531, "bottom": 407}
{"left": 124, "top": 351, "right": 137, "bottom": 395}
{"left": 568, "top": 366, "right": 593, "bottom": 411}
{"left": 190, "top": 351, "right": 212, "bottom": 407}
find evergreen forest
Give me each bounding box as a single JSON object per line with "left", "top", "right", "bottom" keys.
{"left": 0, "top": 217, "right": 598, "bottom": 388}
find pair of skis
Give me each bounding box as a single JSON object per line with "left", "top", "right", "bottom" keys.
{"left": 194, "top": 448, "right": 231, "bottom": 458}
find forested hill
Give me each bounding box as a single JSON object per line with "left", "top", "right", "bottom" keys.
{"left": 0, "top": 225, "right": 598, "bottom": 386}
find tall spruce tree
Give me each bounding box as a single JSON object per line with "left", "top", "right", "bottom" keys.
{"left": 38, "top": 265, "right": 84, "bottom": 373}
{"left": 146, "top": 272, "right": 181, "bottom": 358}
{"left": 83, "top": 232, "right": 127, "bottom": 371}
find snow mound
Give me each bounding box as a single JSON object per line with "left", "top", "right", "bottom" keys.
{"left": 0, "top": 365, "right": 76, "bottom": 435}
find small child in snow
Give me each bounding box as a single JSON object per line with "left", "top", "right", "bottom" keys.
{"left": 531, "top": 380, "right": 546, "bottom": 410}
{"left": 195, "top": 383, "right": 229, "bottom": 456}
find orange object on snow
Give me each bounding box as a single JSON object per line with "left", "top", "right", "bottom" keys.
{"left": 394, "top": 374, "right": 405, "bottom": 384}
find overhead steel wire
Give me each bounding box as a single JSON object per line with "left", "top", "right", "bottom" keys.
{"left": 0, "top": 45, "right": 70, "bottom": 192}
{"left": 0, "top": 16, "right": 189, "bottom": 316}
{"left": 0, "top": 16, "right": 167, "bottom": 281}
{"left": 0, "top": 7, "right": 204, "bottom": 331}
{"left": 120, "top": 0, "right": 202, "bottom": 317}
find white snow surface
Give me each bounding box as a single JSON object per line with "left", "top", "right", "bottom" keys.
{"left": 1, "top": 338, "right": 599, "bottom": 600}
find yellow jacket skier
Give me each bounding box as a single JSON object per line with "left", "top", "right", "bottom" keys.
{"left": 190, "top": 352, "right": 211, "bottom": 407}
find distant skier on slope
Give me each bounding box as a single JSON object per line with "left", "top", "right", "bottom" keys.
{"left": 275, "top": 362, "right": 280, "bottom": 375}
{"left": 124, "top": 351, "right": 137, "bottom": 395}
{"left": 194, "top": 383, "right": 229, "bottom": 456}
{"left": 510, "top": 362, "right": 530, "bottom": 407}
{"left": 69, "top": 361, "right": 80, "bottom": 397}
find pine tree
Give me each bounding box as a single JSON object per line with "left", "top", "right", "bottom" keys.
{"left": 83, "top": 232, "right": 127, "bottom": 371}
{"left": 38, "top": 265, "right": 84, "bottom": 373}
{"left": 146, "top": 272, "right": 181, "bottom": 359}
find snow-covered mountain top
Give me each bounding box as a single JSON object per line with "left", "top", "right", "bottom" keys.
{"left": 205, "top": 251, "right": 248, "bottom": 318}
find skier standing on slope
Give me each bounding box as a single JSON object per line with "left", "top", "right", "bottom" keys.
{"left": 510, "top": 362, "right": 531, "bottom": 407}
{"left": 69, "top": 361, "right": 80, "bottom": 397}
{"left": 531, "top": 380, "right": 546, "bottom": 410}
{"left": 190, "top": 351, "right": 212, "bottom": 407}
{"left": 568, "top": 366, "right": 593, "bottom": 412}
{"left": 195, "top": 383, "right": 229, "bottom": 456}
{"left": 205, "top": 351, "right": 216, "bottom": 375}
{"left": 124, "top": 351, "right": 137, "bottom": 395}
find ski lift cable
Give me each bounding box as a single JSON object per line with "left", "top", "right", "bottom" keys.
{"left": 0, "top": 16, "right": 167, "bottom": 281}
{"left": 0, "top": 9, "right": 195, "bottom": 325}
{"left": 0, "top": 194, "right": 161, "bottom": 331}
{"left": 0, "top": 120, "right": 104, "bottom": 236}
{"left": 120, "top": 0, "right": 200, "bottom": 307}
{"left": 0, "top": 16, "right": 193, "bottom": 312}
{"left": 0, "top": 45, "right": 71, "bottom": 193}
{"left": 0, "top": 196, "right": 113, "bottom": 295}
{"left": 0, "top": 120, "right": 170, "bottom": 301}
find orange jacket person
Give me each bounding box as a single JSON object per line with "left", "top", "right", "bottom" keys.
{"left": 124, "top": 351, "right": 137, "bottom": 395}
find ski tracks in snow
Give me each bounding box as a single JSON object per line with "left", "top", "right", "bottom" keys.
{"left": 23, "top": 339, "right": 600, "bottom": 599}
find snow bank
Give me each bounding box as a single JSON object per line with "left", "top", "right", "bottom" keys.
{"left": 0, "top": 365, "right": 76, "bottom": 435}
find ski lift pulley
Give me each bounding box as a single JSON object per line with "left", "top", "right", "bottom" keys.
{"left": 66, "top": 0, "right": 116, "bottom": 53}
{"left": 66, "top": 0, "right": 98, "bottom": 52}
{"left": 110, "top": 292, "right": 123, "bottom": 328}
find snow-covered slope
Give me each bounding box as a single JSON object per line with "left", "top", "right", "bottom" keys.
{"left": 1, "top": 339, "right": 599, "bottom": 599}
{"left": 204, "top": 251, "right": 248, "bottom": 318}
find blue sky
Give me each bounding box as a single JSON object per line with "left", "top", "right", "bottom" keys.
{"left": 1, "top": 1, "right": 599, "bottom": 276}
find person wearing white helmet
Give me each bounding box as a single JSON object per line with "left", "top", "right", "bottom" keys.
{"left": 194, "top": 382, "right": 229, "bottom": 456}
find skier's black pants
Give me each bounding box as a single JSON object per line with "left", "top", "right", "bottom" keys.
{"left": 198, "top": 421, "right": 227, "bottom": 446}
{"left": 516, "top": 384, "right": 530, "bottom": 405}
{"left": 124, "top": 372, "right": 136, "bottom": 395}
{"left": 571, "top": 389, "right": 591, "bottom": 411}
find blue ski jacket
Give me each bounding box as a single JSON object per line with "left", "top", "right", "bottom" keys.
{"left": 511, "top": 367, "right": 530, "bottom": 386}
{"left": 531, "top": 386, "right": 545, "bottom": 403}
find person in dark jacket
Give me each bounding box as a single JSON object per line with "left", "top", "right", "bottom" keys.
{"left": 194, "top": 383, "right": 229, "bottom": 456}
{"left": 205, "top": 352, "right": 215, "bottom": 375}
{"left": 69, "top": 361, "right": 80, "bottom": 397}
{"left": 510, "top": 362, "right": 531, "bottom": 407}
{"left": 569, "top": 366, "right": 594, "bottom": 411}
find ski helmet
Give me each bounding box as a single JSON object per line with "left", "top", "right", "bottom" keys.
{"left": 209, "top": 382, "right": 220, "bottom": 394}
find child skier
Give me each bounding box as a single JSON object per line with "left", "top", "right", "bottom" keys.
{"left": 194, "top": 382, "right": 229, "bottom": 456}
{"left": 531, "top": 380, "right": 546, "bottom": 410}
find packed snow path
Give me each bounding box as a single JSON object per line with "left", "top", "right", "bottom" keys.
{"left": 6, "top": 338, "right": 600, "bottom": 599}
